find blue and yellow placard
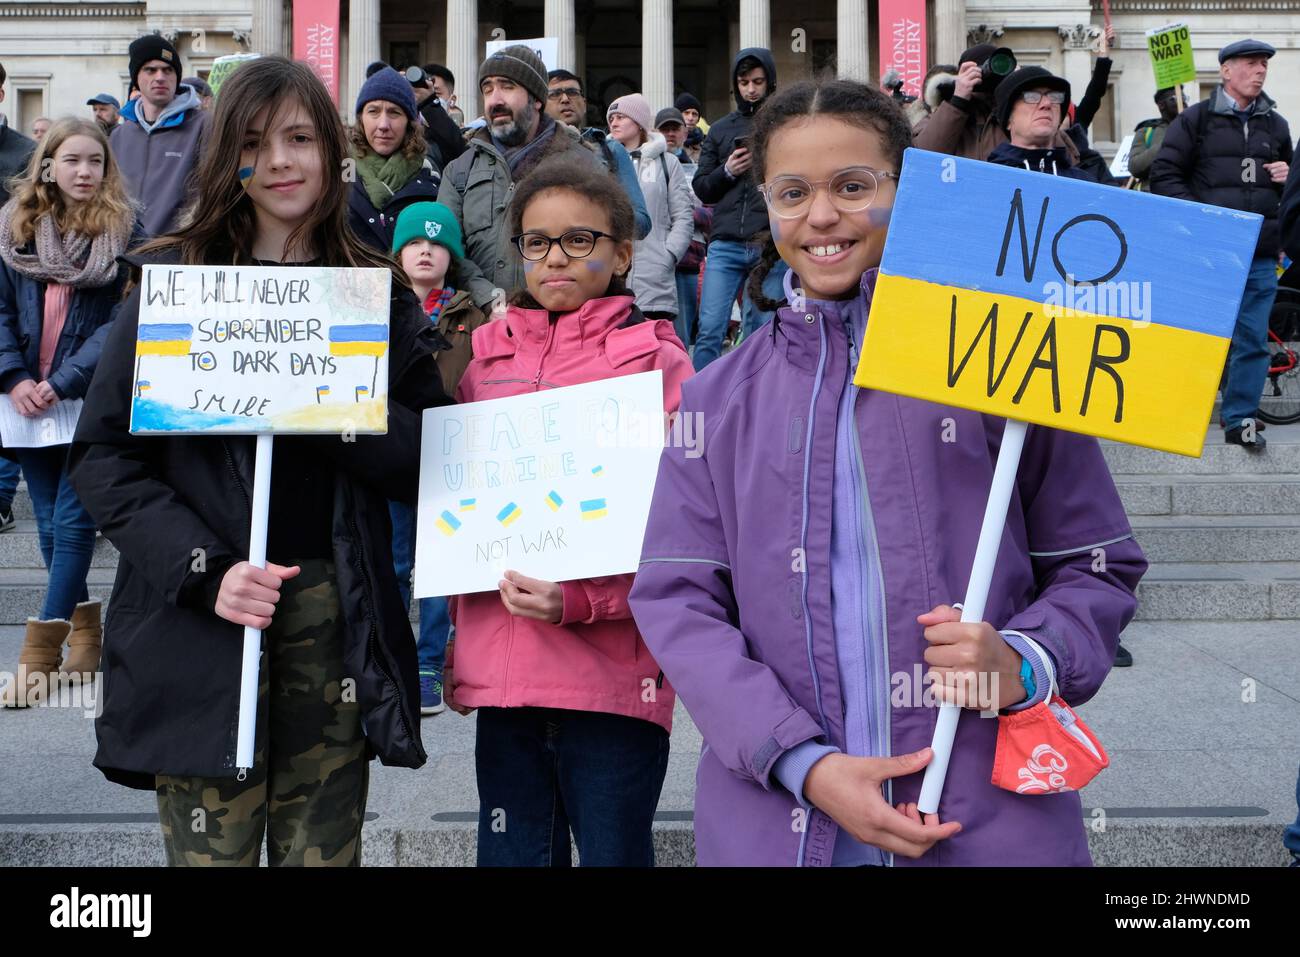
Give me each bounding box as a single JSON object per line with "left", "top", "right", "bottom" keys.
{"left": 854, "top": 148, "right": 1263, "bottom": 456}
{"left": 131, "top": 265, "right": 392, "bottom": 434}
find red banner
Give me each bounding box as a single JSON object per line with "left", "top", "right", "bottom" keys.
{"left": 878, "top": 0, "right": 927, "bottom": 99}
{"left": 293, "top": 0, "right": 339, "bottom": 105}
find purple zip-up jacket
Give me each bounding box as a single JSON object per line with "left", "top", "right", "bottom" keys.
{"left": 628, "top": 270, "right": 1147, "bottom": 867}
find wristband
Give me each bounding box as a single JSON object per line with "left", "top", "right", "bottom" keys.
{"left": 1018, "top": 655, "right": 1036, "bottom": 701}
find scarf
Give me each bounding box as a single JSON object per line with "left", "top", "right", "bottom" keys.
{"left": 355, "top": 149, "right": 424, "bottom": 210}
{"left": 0, "top": 200, "right": 131, "bottom": 288}
{"left": 423, "top": 287, "right": 455, "bottom": 324}
{"left": 492, "top": 113, "right": 559, "bottom": 178}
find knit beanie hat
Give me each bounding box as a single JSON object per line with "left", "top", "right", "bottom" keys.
{"left": 355, "top": 66, "right": 418, "bottom": 122}
{"left": 392, "top": 202, "right": 465, "bottom": 261}
{"left": 674, "top": 92, "right": 702, "bottom": 114}
{"left": 607, "top": 93, "right": 653, "bottom": 135}
{"left": 128, "top": 34, "right": 182, "bottom": 88}
{"left": 479, "top": 44, "right": 549, "bottom": 106}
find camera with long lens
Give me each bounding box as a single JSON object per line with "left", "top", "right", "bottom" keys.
{"left": 979, "top": 48, "right": 1017, "bottom": 90}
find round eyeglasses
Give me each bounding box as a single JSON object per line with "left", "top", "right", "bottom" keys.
{"left": 512, "top": 228, "right": 614, "bottom": 261}
{"left": 758, "top": 166, "right": 898, "bottom": 219}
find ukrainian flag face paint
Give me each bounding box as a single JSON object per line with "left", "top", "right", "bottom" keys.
{"left": 238, "top": 166, "right": 255, "bottom": 190}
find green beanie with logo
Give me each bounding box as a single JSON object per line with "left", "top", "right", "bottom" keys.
{"left": 391, "top": 201, "right": 464, "bottom": 260}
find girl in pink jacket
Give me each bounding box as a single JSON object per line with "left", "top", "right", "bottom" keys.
{"left": 446, "top": 157, "right": 694, "bottom": 866}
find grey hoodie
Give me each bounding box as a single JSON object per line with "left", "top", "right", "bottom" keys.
{"left": 110, "top": 84, "right": 209, "bottom": 237}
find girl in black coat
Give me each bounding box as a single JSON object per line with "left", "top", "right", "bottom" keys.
{"left": 67, "top": 57, "right": 451, "bottom": 866}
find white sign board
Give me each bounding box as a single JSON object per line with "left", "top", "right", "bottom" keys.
{"left": 484, "top": 37, "right": 559, "bottom": 73}
{"left": 1109, "top": 132, "right": 1135, "bottom": 179}
{"left": 130, "top": 265, "right": 391, "bottom": 434}
{"left": 414, "top": 371, "right": 666, "bottom": 597}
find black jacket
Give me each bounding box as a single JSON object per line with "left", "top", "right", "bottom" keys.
{"left": 1279, "top": 153, "right": 1300, "bottom": 263}
{"left": 1150, "top": 86, "right": 1293, "bottom": 258}
{"left": 419, "top": 96, "right": 468, "bottom": 170}
{"left": 0, "top": 124, "right": 35, "bottom": 207}
{"left": 986, "top": 142, "right": 1097, "bottom": 182}
{"left": 68, "top": 250, "right": 452, "bottom": 790}
{"left": 692, "top": 47, "right": 776, "bottom": 243}
{"left": 347, "top": 159, "right": 442, "bottom": 253}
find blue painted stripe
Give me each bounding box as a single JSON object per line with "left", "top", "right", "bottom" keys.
{"left": 137, "top": 323, "right": 193, "bottom": 341}
{"left": 882, "top": 148, "right": 1261, "bottom": 338}
{"left": 328, "top": 324, "right": 388, "bottom": 342}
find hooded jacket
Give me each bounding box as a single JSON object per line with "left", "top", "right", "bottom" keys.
{"left": 692, "top": 47, "right": 777, "bottom": 243}
{"left": 67, "top": 249, "right": 452, "bottom": 789}
{"left": 628, "top": 269, "right": 1145, "bottom": 866}
{"left": 1149, "top": 86, "right": 1293, "bottom": 259}
{"left": 109, "top": 84, "right": 209, "bottom": 238}
{"left": 986, "top": 141, "right": 1097, "bottom": 182}
{"left": 627, "top": 131, "right": 695, "bottom": 313}
{"left": 447, "top": 294, "right": 694, "bottom": 732}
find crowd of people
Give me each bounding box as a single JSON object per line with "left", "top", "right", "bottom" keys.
{"left": 0, "top": 28, "right": 1297, "bottom": 868}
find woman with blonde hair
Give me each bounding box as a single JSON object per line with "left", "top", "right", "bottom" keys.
{"left": 0, "top": 116, "right": 139, "bottom": 707}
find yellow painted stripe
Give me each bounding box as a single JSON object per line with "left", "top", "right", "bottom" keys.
{"left": 329, "top": 342, "right": 388, "bottom": 357}
{"left": 581, "top": 509, "right": 608, "bottom": 521}
{"left": 136, "top": 340, "right": 191, "bottom": 356}
{"left": 854, "top": 273, "right": 1229, "bottom": 457}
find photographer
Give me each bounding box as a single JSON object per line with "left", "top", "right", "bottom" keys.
{"left": 390, "top": 61, "right": 467, "bottom": 168}
{"left": 913, "top": 43, "right": 1079, "bottom": 164}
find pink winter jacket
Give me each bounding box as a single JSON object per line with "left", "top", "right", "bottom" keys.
{"left": 446, "top": 294, "right": 693, "bottom": 732}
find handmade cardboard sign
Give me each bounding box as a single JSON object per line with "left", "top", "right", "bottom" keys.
{"left": 1146, "top": 22, "right": 1197, "bottom": 88}
{"left": 414, "top": 371, "right": 665, "bottom": 597}
{"left": 854, "top": 148, "right": 1262, "bottom": 456}
{"left": 130, "top": 264, "right": 391, "bottom": 434}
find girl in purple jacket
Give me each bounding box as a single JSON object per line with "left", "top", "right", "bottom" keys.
{"left": 628, "top": 79, "right": 1146, "bottom": 866}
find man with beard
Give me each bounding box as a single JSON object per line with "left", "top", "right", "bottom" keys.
{"left": 438, "top": 46, "right": 647, "bottom": 312}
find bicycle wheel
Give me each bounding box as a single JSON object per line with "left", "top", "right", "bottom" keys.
{"left": 1259, "top": 339, "right": 1300, "bottom": 424}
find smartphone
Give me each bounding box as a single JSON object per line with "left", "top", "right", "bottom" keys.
{"left": 733, "top": 135, "right": 750, "bottom": 150}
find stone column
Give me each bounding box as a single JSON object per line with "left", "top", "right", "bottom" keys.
{"left": 739, "top": 0, "right": 769, "bottom": 53}
{"left": 545, "top": 0, "right": 576, "bottom": 72}
{"left": 1059, "top": 23, "right": 1101, "bottom": 110}
{"left": 446, "top": 0, "right": 479, "bottom": 120}
{"left": 643, "top": 0, "right": 674, "bottom": 107}
{"left": 837, "top": 0, "right": 869, "bottom": 83}
{"left": 253, "top": 0, "right": 285, "bottom": 56}
{"left": 348, "top": 0, "right": 381, "bottom": 111}
{"left": 934, "top": 0, "right": 966, "bottom": 64}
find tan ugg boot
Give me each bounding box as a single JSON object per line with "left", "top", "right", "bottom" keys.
{"left": 61, "top": 601, "right": 102, "bottom": 681}
{"left": 0, "top": 618, "right": 71, "bottom": 708}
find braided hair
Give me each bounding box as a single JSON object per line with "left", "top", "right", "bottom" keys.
{"left": 744, "top": 79, "right": 913, "bottom": 314}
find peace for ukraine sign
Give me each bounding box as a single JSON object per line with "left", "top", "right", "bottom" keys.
{"left": 855, "top": 149, "right": 1263, "bottom": 456}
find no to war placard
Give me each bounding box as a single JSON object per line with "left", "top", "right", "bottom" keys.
{"left": 1146, "top": 22, "right": 1197, "bottom": 88}
{"left": 854, "top": 148, "right": 1262, "bottom": 456}
{"left": 414, "top": 371, "right": 666, "bottom": 597}
{"left": 130, "top": 264, "right": 392, "bottom": 434}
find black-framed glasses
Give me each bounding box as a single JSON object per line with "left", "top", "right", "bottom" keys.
{"left": 547, "top": 87, "right": 584, "bottom": 101}
{"left": 512, "top": 229, "right": 613, "bottom": 261}
{"left": 758, "top": 166, "right": 898, "bottom": 219}
{"left": 1021, "top": 90, "right": 1067, "bottom": 105}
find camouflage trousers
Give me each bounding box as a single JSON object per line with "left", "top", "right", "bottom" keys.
{"left": 156, "top": 559, "right": 369, "bottom": 866}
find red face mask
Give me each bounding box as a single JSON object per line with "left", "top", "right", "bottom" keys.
{"left": 991, "top": 694, "right": 1109, "bottom": 795}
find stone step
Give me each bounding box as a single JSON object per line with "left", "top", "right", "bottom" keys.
{"left": 1129, "top": 513, "right": 1300, "bottom": 563}
{"left": 1134, "top": 562, "right": 1300, "bottom": 620}
{"left": 0, "top": 523, "right": 118, "bottom": 569}
{"left": 0, "top": 816, "right": 1287, "bottom": 867}
{"left": 1102, "top": 426, "right": 1300, "bottom": 475}
{"left": 1115, "top": 473, "right": 1300, "bottom": 516}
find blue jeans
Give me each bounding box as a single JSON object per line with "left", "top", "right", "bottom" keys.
{"left": 0, "top": 456, "right": 20, "bottom": 513}
{"left": 673, "top": 269, "right": 699, "bottom": 349}
{"left": 16, "top": 445, "right": 94, "bottom": 620}
{"left": 1220, "top": 256, "right": 1278, "bottom": 428}
{"left": 474, "top": 706, "right": 669, "bottom": 866}
{"left": 694, "top": 239, "right": 786, "bottom": 370}
{"left": 388, "top": 500, "right": 449, "bottom": 676}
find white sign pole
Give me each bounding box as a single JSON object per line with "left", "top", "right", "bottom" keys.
{"left": 235, "top": 433, "right": 274, "bottom": 778}
{"left": 917, "top": 418, "right": 1028, "bottom": 814}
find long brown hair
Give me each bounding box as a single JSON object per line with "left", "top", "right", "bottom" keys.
{"left": 136, "top": 56, "right": 393, "bottom": 271}
{"left": 4, "top": 118, "right": 134, "bottom": 246}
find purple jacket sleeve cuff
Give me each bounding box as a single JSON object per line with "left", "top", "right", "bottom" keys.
{"left": 772, "top": 741, "right": 839, "bottom": 806}
{"left": 1000, "top": 630, "right": 1058, "bottom": 712}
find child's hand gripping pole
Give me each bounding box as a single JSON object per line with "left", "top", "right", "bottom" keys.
{"left": 235, "top": 434, "right": 274, "bottom": 780}
{"left": 917, "top": 419, "right": 1028, "bottom": 814}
